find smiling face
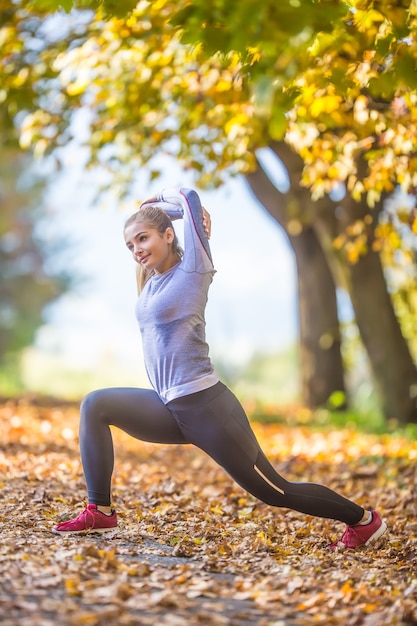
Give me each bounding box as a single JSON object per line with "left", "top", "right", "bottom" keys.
{"left": 124, "top": 220, "right": 178, "bottom": 274}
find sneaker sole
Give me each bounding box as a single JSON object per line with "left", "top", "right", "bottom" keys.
{"left": 365, "top": 520, "right": 388, "bottom": 546}
{"left": 52, "top": 526, "right": 117, "bottom": 535}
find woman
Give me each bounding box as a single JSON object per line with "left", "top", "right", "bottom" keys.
{"left": 53, "top": 187, "right": 387, "bottom": 550}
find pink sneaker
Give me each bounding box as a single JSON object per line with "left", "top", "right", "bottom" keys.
{"left": 52, "top": 504, "right": 117, "bottom": 535}
{"left": 330, "top": 510, "right": 387, "bottom": 550}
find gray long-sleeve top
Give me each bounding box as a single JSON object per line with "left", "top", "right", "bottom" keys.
{"left": 135, "top": 188, "right": 219, "bottom": 403}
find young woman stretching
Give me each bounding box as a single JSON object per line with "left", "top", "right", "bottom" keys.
{"left": 53, "top": 187, "right": 387, "bottom": 550}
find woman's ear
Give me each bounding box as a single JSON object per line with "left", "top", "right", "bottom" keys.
{"left": 166, "top": 227, "right": 175, "bottom": 244}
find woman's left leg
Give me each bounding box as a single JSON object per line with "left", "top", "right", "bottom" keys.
{"left": 168, "top": 383, "right": 364, "bottom": 525}
{"left": 79, "top": 387, "right": 187, "bottom": 506}
{"left": 52, "top": 387, "right": 186, "bottom": 534}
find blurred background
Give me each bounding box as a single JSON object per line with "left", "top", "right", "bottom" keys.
{"left": 3, "top": 1, "right": 417, "bottom": 430}
{"left": 1, "top": 150, "right": 299, "bottom": 404}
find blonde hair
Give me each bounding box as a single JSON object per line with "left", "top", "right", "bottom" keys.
{"left": 124, "top": 205, "right": 183, "bottom": 293}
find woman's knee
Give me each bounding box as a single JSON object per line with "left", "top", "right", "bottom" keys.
{"left": 80, "top": 389, "right": 111, "bottom": 425}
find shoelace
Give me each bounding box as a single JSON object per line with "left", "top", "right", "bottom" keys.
{"left": 65, "top": 507, "right": 94, "bottom": 529}
{"left": 343, "top": 526, "right": 356, "bottom": 539}
{"left": 85, "top": 508, "right": 97, "bottom": 528}
{"left": 336, "top": 525, "right": 356, "bottom": 547}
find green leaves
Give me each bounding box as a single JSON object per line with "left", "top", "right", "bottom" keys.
{"left": 173, "top": 0, "right": 348, "bottom": 56}
{"left": 396, "top": 45, "right": 417, "bottom": 88}
{"left": 2, "top": 0, "right": 417, "bottom": 201}
{"left": 25, "top": 0, "right": 138, "bottom": 14}
{"left": 26, "top": 0, "right": 74, "bottom": 12}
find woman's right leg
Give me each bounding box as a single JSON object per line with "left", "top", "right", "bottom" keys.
{"left": 167, "top": 384, "right": 366, "bottom": 525}
{"left": 79, "top": 387, "right": 186, "bottom": 506}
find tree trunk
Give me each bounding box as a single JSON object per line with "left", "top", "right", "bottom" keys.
{"left": 349, "top": 249, "right": 417, "bottom": 423}
{"left": 338, "top": 195, "right": 417, "bottom": 424}
{"left": 312, "top": 178, "right": 417, "bottom": 424}
{"left": 245, "top": 160, "right": 346, "bottom": 408}
{"left": 295, "top": 224, "right": 346, "bottom": 407}
{"left": 246, "top": 141, "right": 417, "bottom": 423}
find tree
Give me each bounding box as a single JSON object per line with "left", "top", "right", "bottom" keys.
{"left": 246, "top": 146, "right": 346, "bottom": 408}
{"left": 0, "top": 151, "right": 69, "bottom": 385}
{"left": 3, "top": 0, "right": 417, "bottom": 421}
{"left": 164, "top": 0, "right": 417, "bottom": 422}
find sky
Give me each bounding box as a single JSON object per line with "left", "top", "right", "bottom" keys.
{"left": 30, "top": 154, "right": 298, "bottom": 390}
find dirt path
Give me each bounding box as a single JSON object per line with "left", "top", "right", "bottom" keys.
{"left": 1, "top": 530, "right": 293, "bottom": 626}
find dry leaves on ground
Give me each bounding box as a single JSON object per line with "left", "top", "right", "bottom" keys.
{"left": 0, "top": 398, "right": 416, "bottom": 626}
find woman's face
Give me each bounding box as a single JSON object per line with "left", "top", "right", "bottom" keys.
{"left": 124, "top": 220, "right": 176, "bottom": 274}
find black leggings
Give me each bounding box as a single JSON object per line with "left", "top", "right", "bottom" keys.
{"left": 79, "top": 381, "right": 364, "bottom": 525}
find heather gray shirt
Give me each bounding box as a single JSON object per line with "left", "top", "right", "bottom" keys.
{"left": 135, "top": 188, "right": 219, "bottom": 403}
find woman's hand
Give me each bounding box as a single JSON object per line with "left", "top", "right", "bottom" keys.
{"left": 139, "top": 195, "right": 158, "bottom": 208}
{"left": 202, "top": 207, "right": 211, "bottom": 239}
{"left": 139, "top": 191, "right": 211, "bottom": 238}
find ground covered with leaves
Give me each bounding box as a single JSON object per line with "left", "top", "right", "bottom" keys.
{"left": 0, "top": 398, "right": 416, "bottom": 626}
